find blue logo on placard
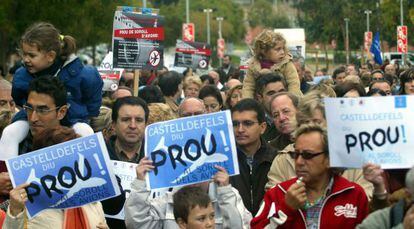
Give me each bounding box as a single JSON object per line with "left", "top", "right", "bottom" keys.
{"left": 395, "top": 96, "right": 407, "bottom": 108}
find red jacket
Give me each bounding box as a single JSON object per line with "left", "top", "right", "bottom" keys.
{"left": 251, "top": 175, "right": 368, "bottom": 229}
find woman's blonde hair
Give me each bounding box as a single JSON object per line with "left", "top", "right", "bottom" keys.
{"left": 253, "top": 29, "right": 288, "bottom": 61}
{"left": 183, "top": 75, "right": 202, "bottom": 89}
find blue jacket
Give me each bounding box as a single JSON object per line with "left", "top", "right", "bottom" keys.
{"left": 12, "top": 55, "right": 103, "bottom": 124}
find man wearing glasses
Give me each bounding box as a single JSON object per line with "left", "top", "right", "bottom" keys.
{"left": 230, "top": 98, "right": 277, "bottom": 216}
{"left": 19, "top": 76, "right": 69, "bottom": 154}
{"left": 251, "top": 123, "right": 368, "bottom": 229}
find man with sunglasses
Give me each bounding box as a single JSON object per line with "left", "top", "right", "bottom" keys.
{"left": 252, "top": 123, "right": 368, "bottom": 228}
{"left": 230, "top": 98, "right": 277, "bottom": 215}
{"left": 369, "top": 79, "right": 392, "bottom": 96}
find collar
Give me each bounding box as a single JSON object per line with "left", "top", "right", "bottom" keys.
{"left": 237, "top": 138, "right": 275, "bottom": 164}
{"left": 112, "top": 136, "right": 143, "bottom": 163}
{"left": 32, "top": 58, "right": 63, "bottom": 77}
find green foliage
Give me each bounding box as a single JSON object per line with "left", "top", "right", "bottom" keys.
{"left": 159, "top": 0, "right": 245, "bottom": 47}
{"left": 248, "top": 0, "right": 291, "bottom": 28}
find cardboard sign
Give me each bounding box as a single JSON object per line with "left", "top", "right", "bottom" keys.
{"left": 99, "top": 69, "right": 123, "bottom": 91}
{"left": 145, "top": 110, "right": 239, "bottom": 189}
{"left": 397, "top": 26, "right": 408, "bottom": 53}
{"left": 182, "top": 23, "right": 195, "bottom": 42}
{"left": 174, "top": 40, "right": 211, "bottom": 69}
{"left": 112, "top": 7, "right": 164, "bottom": 69}
{"left": 105, "top": 160, "right": 172, "bottom": 219}
{"left": 364, "top": 31, "right": 373, "bottom": 53}
{"left": 6, "top": 133, "right": 121, "bottom": 218}
{"left": 324, "top": 96, "right": 414, "bottom": 169}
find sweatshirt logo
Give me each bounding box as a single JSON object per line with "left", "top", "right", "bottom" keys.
{"left": 334, "top": 204, "right": 357, "bottom": 218}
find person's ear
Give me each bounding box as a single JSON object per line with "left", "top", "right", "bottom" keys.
{"left": 46, "top": 50, "right": 57, "bottom": 63}
{"left": 259, "top": 121, "right": 267, "bottom": 134}
{"left": 177, "top": 218, "right": 187, "bottom": 229}
{"left": 57, "top": 105, "right": 68, "bottom": 120}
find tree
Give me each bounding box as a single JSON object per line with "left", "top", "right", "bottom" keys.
{"left": 248, "top": 0, "right": 291, "bottom": 28}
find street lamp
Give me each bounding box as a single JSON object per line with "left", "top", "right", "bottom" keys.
{"left": 216, "top": 17, "right": 224, "bottom": 39}
{"left": 364, "top": 10, "right": 372, "bottom": 32}
{"left": 203, "top": 8, "right": 213, "bottom": 44}
{"left": 186, "top": 0, "right": 190, "bottom": 23}
{"left": 344, "top": 18, "right": 350, "bottom": 65}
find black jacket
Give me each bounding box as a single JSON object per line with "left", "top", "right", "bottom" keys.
{"left": 102, "top": 135, "right": 145, "bottom": 229}
{"left": 230, "top": 139, "right": 277, "bottom": 216}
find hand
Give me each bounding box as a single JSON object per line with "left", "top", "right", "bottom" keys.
{"left": 285, "top": 179, "right": 307, "bottom": 210}
{"left": 9, "top": 183, "right": 30, "bottom": 216}
{"left": 212, "top": 165, "right": 229, "bottom": 187}
{"left": 96, "top": 222, "right": 109, "bottom": 229}
{"left": 403, "top": 204, "right": 414, "bottom": 229}
{"left": 0, "top": 172, "right": 12, "bottom": 195}
{"left": 136, "top": 157, "right": 154, "bottom": 181}
{"left": 363, "top": 163, "right": 385, "bottom": 191}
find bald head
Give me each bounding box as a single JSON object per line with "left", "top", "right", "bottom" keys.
{"left": 178, "top": 97, "right": 206, "bottom": 117}
{"left": 226, "top": 79, "right": 242, "bottom": 89}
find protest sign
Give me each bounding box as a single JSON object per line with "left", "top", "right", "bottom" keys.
{"left": 324, "top": 96, "right": 414, "bottom": 169}
{"left": 145, "top": 110, "right": 239, "bottom": 190}
{"left": 174, "top": 39, "right": 211, "bottom": 70}
{"left": 112, "top": 7, "right": 164, "bottom": 70}
{"left": 106, "top": 160, "right": 172, "bottom": 219}
{"left": 6, "top": 133, "right": 121, "bottom": 218}
{"left": 99, "top": 69, "right": 123, "bottom": 91}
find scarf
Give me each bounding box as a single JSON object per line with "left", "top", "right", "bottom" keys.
{"left": 63, "top": 207, "right": 90, "bottom": 229}
{"left": 260, "top": 60, "right": 274, "bottom": 69}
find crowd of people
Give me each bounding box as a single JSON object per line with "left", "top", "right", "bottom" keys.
{"left": 0, "top": 22, "right": 414, "bottom": 229}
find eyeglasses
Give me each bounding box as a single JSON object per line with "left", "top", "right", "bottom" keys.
{"left": 0, "top": 100, "right": 14, "bottom": 107}
{"left": 232, "top": 120, "right": 259, "bottom": 128}
{"left": 287, "top": 150, "right": 325, "bottom": 160}
{"left": 23, "top": 105, "right": 61, "bottom": 116}
{"left": 181, "top": 111, "right": 204, "bottom": 117}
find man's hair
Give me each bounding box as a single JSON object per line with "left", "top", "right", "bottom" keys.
{"left": 0, "top": 79, "right": 11, "bottom": 90}
{"left": 112, "top": 96, "right": 149, "bottom": 123}
{"left": 255, "top": 73, "right": 287, "bottom": 96}
{"left": 158, "top": 71, "right": 182, "bottom": 97}
{"left": 173, "top": 186, "right": 211, "bottom": 223}
{"left": 223, "top": 54, "right": 231, "bottom": 60}
{"left": 405, "top": 167, "right": 414, "bottom": 195}
{"left": 178, "top": 97, "right": 205, "bottom": 117}
{"left": 138, "top": 85, "right": 165, "bottom": 104}
{"left": 111, "top": 86, "right": 133, "bottom": 99}
{"left": 334, "top": 82, "right": 366, "bottom": 97}
{"left": 269, "top": 91, "right": 300, "bottom": 112}
{"left": 231, "top": 98, "right": 265, "bottom": 123}
{"left": 332, "top": 66, "right": 346, "bottom": 79}
{"left": 369, "top": 79, "right": 391, "bottom": 91}
{"left": 28, "top": 75, "right": 67, "bottom": 107}
{"left": 371, "top": 69, "right": 384, "bottom": 77}
{"left": 294, "top": 123, "right": 329, "bottom": 156}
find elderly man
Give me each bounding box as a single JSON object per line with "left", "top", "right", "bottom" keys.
{"left": 178, "top": 97, "right": 206, "bottom": 117}
{"left": 255, "top": 73, "right": 287, "bottom": 142}
{"left": 369, "top": 79, "right": 392, "bottom": 96}
{"left": 0, "top": 80, "right": 16, "bottom": 137}
{"left": 252, "top": 123, "right": 368, "bottom": 228}
{"left": 268, "top": 92, "right": 299, "bottom": 151}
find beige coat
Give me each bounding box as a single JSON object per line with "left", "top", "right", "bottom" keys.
{"left": 3, "top": 202, "right": 107, "bottom": 229}
{"left": 242, "top": 54, "right": 303, "bottom": 98}
{"left": 266, "top": 144, "right": 374, "bottom": 199}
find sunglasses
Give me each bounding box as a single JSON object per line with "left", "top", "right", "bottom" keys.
{"left": 287, "top": 150, "right": 325, "bottom": 160}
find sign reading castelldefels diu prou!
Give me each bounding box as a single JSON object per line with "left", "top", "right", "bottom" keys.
{"left": 6, "top": 133, "right": 120, "bottom": 219}
{"left": 145, "top": 110, "right": 240, "bottom": 190}
{"left": 325, "top": 96, "right": 414, "bottom": 169}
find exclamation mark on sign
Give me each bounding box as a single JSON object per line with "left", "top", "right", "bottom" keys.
{"left": 94, "top": 153, "right": 106, "bottom": 175}
{"left": 401, "top": 125, "right": 407, "bottom": 143}
{"left": 220, "top": 130, "right": 229, "bottom": 151}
